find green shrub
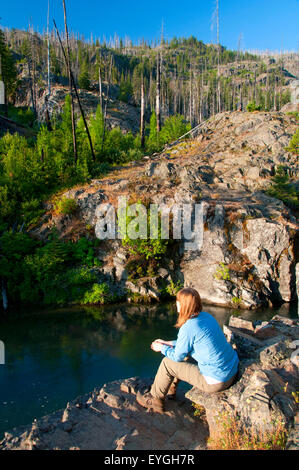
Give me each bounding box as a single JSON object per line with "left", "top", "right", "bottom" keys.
{"left": 54, "top": 197, "right": 78, "bottom": 215}
{"left": 246, "top": 101, "right": 261, "bottom": 112}
{"left": 285, "top": 129, "right": 299, "bottom": 155}
{"left": 121, "top": 202, "right": 168, "bottom": 261}
{"left": 82, "top": 283, "right": 111, "bottom": 304}
{"left": 5, "top": 106, "right": 35, "bottom": 127}
{"left": 0, "top": 184, "right": 17, "bottom": 227}
{"left": 120, "top": 201, "right": 169, "bottom": 282}
{"left": 21, "top": 198, "right": 45, "bottom": 227}
{"left": 286, "top": 111, "right": 299, "bottom": 121}
{"left": 214, "top": 263, "right": 230, "bottom": 281}
{"left": 159, "top": 279, "right": 183, "bottom": 299}
{"left": 0, "top": 231, "right": 103, "bottom": 307}
{"left": 165, "top": 280, "right": 183, "bottom": 297}
{"left": 70, "top": 236, "right": 97, "bottom": 266}
{"left": 159, "top": 115, "right": 191, "bottom": 145}
{"left": 266, "top": 165, "right": 299, "bottom": 210}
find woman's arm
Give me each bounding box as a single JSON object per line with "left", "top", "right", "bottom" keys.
{"left": 154, "top": 339, "right": 175, "bottom": 346}
{"left": 161, "top": 326, "right": 193, "bottom": 362}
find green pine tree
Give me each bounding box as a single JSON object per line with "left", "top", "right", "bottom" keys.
{"left": 0, "top": 28, "right": 18, "bottom": 102}
{"left": 78, "top": 60, "right": 91, "bottom": 90}
{"left": 146, "top": 111, "right": 161, "bottom": 153}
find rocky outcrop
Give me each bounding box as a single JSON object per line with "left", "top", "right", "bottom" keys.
{"left": 0, "top": 378, "right": 208, "bottom": 450}
{"left": 30, "top": 110, "right": 299, "bottom": 309}
{"left": 14, "top": 78, "right": 142, "bottom": 134}
{"left": 186, "top": 315, "right": 299, "bottom": 449}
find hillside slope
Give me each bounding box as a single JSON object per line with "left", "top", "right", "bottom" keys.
{"left": 31, "top": 110, "right": 299, "bottom": 309}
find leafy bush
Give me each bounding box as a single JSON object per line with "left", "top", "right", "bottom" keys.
{"left": 246, "top": 100, "right": 261, "bottom": 112}
{"left": 120, "top": 201, "right": 169, "bottom": 283}
{"left": 286, "top": 111, "right": 299, "bottom": 121}
{"left": 21, "top": 198, "right": 45, "bottom": 227}
{"left": 54, "top": 197, "right": 78, "bottom": 215}
{"left": 145, "top": 112, "right": 191, "bottom": 154}
{"left": 0, "top": 132, "right": 46, "bottom": 198}
{"left": 0, "top": 231, "right": 105, "bottom": 307}
{"left": 159, "top": 279, "right": 183, "bottom": 299}
{"left": 285, "top": 129, "right": 299, "bottom": 155}
{"left": 164, "top": 280, "right": 183, "bottom": 297}
{"left": 266, "top": 165, "right": 299, "bottom": 210}
{"left": 6, "top": 106, "right": 35, "bottom": 127}
{"left": 70, "top": 236, "right": 100, "bottom": 267}
{"left": 82, "top": 283, "right": 111, "bottom": 304}
{"left": 103, "top": 127, "right": 136, "bottom": 163}
{"left": 159, "top": 115, "right": 191, "bottom": 145}
{"left": 121, "top": 201, "right": 168, "bottom": 261}
{"left": 0, "top": 184, "right": 17, "bottom": 228}
{"left": 214, "top": 263, "right": 230, "bottom": 281}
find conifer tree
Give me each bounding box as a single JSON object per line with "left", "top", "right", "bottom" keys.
{"left": 78, "top": 60, "right": 91, "bottom": 90}
{"left": 0, "top": 29, "right": 17, "bottom": 102}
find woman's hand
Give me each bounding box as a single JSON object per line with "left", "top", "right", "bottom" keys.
{"left": 151, "top": 340, "right": 164, "bottom": 352}
{"left": 151, "top": 339, "right": 175, "bottom": 352}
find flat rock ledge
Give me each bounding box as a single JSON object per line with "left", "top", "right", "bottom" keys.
{"left": 186, "top": 315, "right": 299, "bottom": 449}
{"left": 1, "top": 315, "right": 298, "bottom": 451}
{"left": 0, "top": 377, "right": 208, "bottom": 451}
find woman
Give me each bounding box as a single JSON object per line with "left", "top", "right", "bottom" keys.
{"left": 136, "top": 287, "right": 239, "bottom": 413}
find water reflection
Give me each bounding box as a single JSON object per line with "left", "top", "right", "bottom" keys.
{"left": 0, "top": 301, "right": 297, "bottom": 437}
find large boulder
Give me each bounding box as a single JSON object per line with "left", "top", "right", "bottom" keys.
{"left": 179, "top": 202, "right": 297, "bottom": 309}
{"left": 186, "top": 315, "right": 299, "bottom": 448}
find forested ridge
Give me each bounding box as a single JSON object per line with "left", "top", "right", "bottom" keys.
{"left": 2, "top": 28, "right": 295, "bottom": 120}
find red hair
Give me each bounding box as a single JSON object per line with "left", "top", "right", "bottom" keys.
{"left": 175, "top": 287, "right": 202, "bottom": 328}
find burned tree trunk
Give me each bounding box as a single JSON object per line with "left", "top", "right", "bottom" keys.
{"left": 62, "top": 0, "right": 78, "bottom": 163}
{"left": 140, "top": 73, "right": 145, "bottom": 148}
{"left": 101, "top": 54, "right": 113, "bottom": 152}
{"left": 98, "top": 63, "right": 103, "bottom": 112}
{"left": 156, "top": 51, "right": 161, "bottom": 133}
{"left": 54, "top": 19, "right": 95, "bottom": 162}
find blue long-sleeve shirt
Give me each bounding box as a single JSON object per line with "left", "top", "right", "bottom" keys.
{"left": 161, "top": 312, "right": 239, "bottom": 383}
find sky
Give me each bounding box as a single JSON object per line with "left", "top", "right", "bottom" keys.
{"left": 1, "top": 0, "right": 299, "bottom": 53}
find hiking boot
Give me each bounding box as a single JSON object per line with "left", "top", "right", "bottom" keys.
{"left": 167, "top": 378, "right": 181, "bottom": 400}
{"left": 136, "top": 391, "right": 165, "bottom": 413}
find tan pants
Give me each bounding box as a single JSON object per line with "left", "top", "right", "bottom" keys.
{"left": 151, "top": 356, "right": 237, "bottom": 399}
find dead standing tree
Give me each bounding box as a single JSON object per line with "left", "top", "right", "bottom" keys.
{"left": 98, "top": 57, "right": 103, "bottom": 112}
{"left": 216, "top": 0, "right": 221, "bottom": 114}
{"left": 156, "top": 50, "right": 161, "bottom": 132}
{"left": 211, "top": 0, "right": 221, "bottom": 115}
{"left": 62, "top": 0, "right": 78, "bottom": 162}
{"left": 26, "top": 27, "right": 36, "bottom": 117}
{"left": 44, "top": 0, "right": 52, "bottom": 131}
{"left": 101, "top": 53, "right": 113, "bottom": 152}
{"left": 53, "top": 19, "right": 96, "bottom": 162}
{"left": 140, "top": 65, "right": 145, "bottom": 148}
